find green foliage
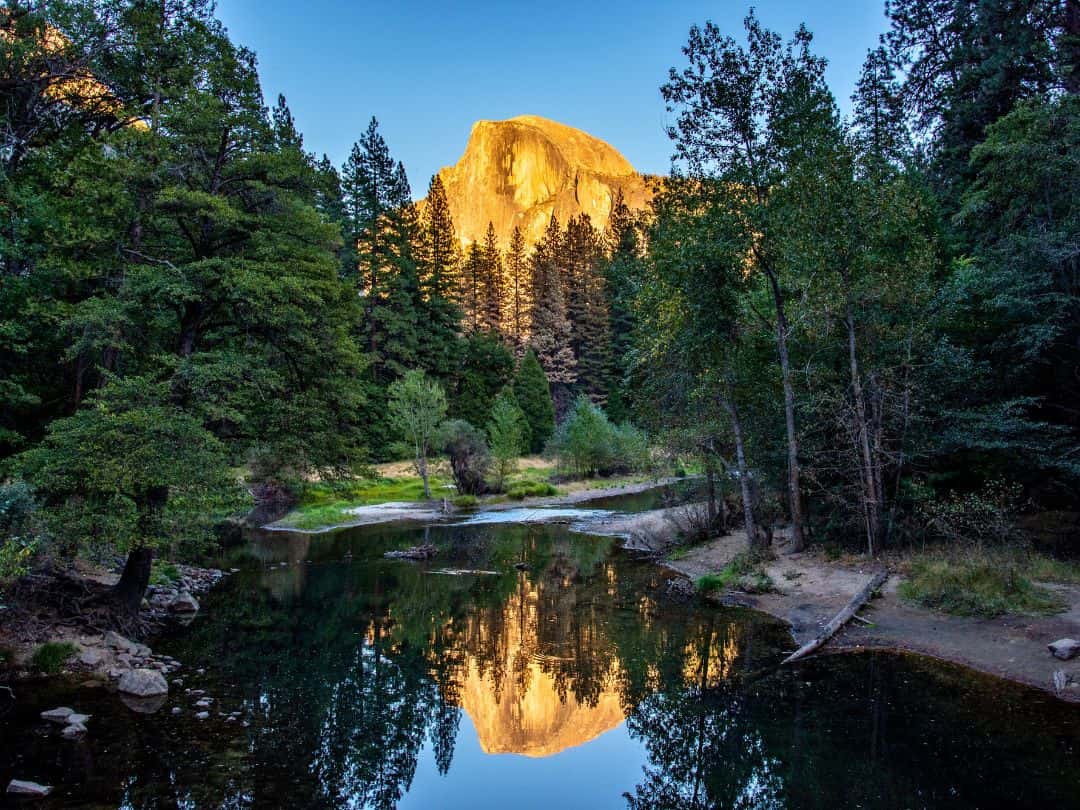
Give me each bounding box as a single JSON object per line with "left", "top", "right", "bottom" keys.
{"left": 486, "top": 388, "right": 528, "bottom": 492}
{"left": 506, "top": 481, "right": 558, "bottom": 500}
{"left": 513, "top": 351, "right": 555, "bottom": 453}
{"left": 150, "top": 560, "right": 181, "bottom": 586}
{"left": 451, "top": 332, "right": 514, "bottom": 428}
{"left": 917, "top": 479, "right": 1025, "bottom": 548}
{"left": 0, "top": 480, "right": 41, "bottom": 582}
{"left": 452, "top": 495, "right": 479, "bottom": 508}
{"left": 388, "top": 370, "right": 448, "bottom": 497}
{"left": 899, "top": 552, "right": 1067, "bottom": 618}
{"left": 30, "top": 641, "right": 78, "bottom": 675}
{"left": 18, "top": 378, "right": 243, "bottom": 559}
{"left": 695, "top": 551, "right": 775, "bottom": 594}
{"left": 441, "top": 420, "right": 489, "bottom": 496}
{"left": 548, "top": 395, "right": 650, "bottom": 478}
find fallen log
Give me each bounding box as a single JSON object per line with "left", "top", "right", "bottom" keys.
{"left": 384, "top": 544, "right": 437, "bottom": 560}
{"left": 782, "top": 570, "right": 888, "bottom": 665}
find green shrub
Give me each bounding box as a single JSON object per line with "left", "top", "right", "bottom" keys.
{"left": 548, "top": 395, "right": 650, "bottom": 478}
{"left": 507, "top": 481, "right": 558, "bottom": 500}
{"left": 30, "top": 641, "right": 78, "bottom": 674}
{"left": 0, "top": 481, "right": 41, "bottom": 582}
{"left": 0, "top": 646, "right": 14, "bottom": 670}
{"left": 453, "top": 495, "right": 479, "bottom": 508}
{"left": 695, "top": 551, "right": 775, "bottom": 594}
{"left": 150, "top": 560, "right": 181, "bottom": 586}
{"left": 899, "top": 552, "right": 1066, "bottom": 617}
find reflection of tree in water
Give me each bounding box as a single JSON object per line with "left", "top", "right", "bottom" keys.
{"left": 31, "top": 522, "right": 1077, "bottom": 809}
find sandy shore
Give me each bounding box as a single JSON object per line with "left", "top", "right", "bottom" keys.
{"left": 616, "top": 509, "right": 1080, "bottom": 703}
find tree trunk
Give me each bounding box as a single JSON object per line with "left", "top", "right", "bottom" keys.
{"left": 112, "top": 546, "right": 153, "bottom": 615}
{"left": 767, "top": 270, "right": 806, "bottom": 550}
{"left": 704, "top": 455, "right": 718, "bottom": 532}
{"left": 721, "top": 391, "right": 758, "bottom": 550}
{"left": 417, "top": 449, "right": 431, "bottom": 499}
{"left": 846, "top": 308, "right": 881, "bottom": 555}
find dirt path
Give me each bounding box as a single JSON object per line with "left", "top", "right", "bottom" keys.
{"left": 662, "top": 529, "right": 1080, "bottom": 702}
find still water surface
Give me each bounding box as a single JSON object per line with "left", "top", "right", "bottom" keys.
{"left": 1, "top": 489, "right": 1078, "bottom": 808}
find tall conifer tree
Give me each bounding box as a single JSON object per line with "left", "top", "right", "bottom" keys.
{"left": 527, "top": 215, "right": 577, "bottom": 415}
{"left": 504, "top": 226, "right": 532, "bottom": 356}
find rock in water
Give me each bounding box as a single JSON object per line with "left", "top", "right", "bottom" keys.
{"left": 61, "top": 722, "right": 87, "bottom": 739}
{"left": 117, "top": 668, "right": 168, "bottom": 697}
{"left": 6, "top": 780, "right": 52, "bottom": 797}
{"left": 40, "top": 707, "right": 74, "bottom": 723}
{"left": 1048, "top": 638, "right": 1080, "bottom": 661}
{"left": 423, "top": 115, "right": 652, "bottom": 248}
{"left": 170, "top": 591, "right": 200, "bottom": 613}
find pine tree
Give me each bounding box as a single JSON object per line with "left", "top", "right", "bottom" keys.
{"left": 503, "top": 226, "right": 532, "bottom": 356}
{"left": 342, "top": 119, "right": 423, "bottom": 454}
{"left": 342, "top": 118, "right": 421, "bottom": 383}
{"left": 562, "top": 214, "right": 610, "bottom": 403}
{"left": 461, "top": 241, "right": 484, "bottom": 332}
{"left": 451, "top": 331, "right": 515, "bottom": 428}
{"left": 415, "top": 175, "right": 463, "bottom": 382}
{"left": 513, "top": 350, "right": 556, "bottom": 453}
{"left": 527, "top": 215, "right": 576, "bottom": 414}
{"left": 480, "top": 222, "right": 504, "bottom": 335}
{"left": 603, "top": 191, "right": 642, "bottom": 421}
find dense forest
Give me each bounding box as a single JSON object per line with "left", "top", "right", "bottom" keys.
{"left": 0, "top": 0, "right": 1077, "bottom": 616}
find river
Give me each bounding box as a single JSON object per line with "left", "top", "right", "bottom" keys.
{"left": 1, "top": 487, "right": 1078, "bottom": 808}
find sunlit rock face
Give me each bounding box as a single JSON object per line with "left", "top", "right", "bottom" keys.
{"left": 456, "top": 578, "right": 626, "bottom": 757}
{"left": 433, "top": 115, "right": 652, "bottom": 247}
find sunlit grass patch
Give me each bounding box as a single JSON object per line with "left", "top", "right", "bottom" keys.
{"left": 899, "top": 551, "right": 1069, "bottom": 618}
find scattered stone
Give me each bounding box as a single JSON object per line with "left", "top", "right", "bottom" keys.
{"left": 61, "top": 722, "right": 87, "bottom": 739}
{"left": 40, "top": 707, "right": 74, "bottom": 723}
{"left": 194, "top": 698, "right": 212, "bottom": 709}
{"left": 171, "top": 707, "right": 182, "bottom": 715}
{"left": 195, "top": 711, "right": 210, "bottom": 721}
{"left": 66, "top": 713, "right": 91, "bottom": 725}
{"left": 1048, "top": 638, "right": 1080, "bottom": 661}
{"left": 196, "top": 668, "right": 205, "bottom": 675}
{"left": 6, "top": 779, "right": 52, "bottom": 797}
{"left": 189, "top": 689, "right": 205, "bottom": 696}
{"left": 132, "top": 643, "right": 152, "bottom": 657}
{"left": 170, "top": 591, "right": 200, "bottom": 613}
{"left": 117, "top": 668, "right": 168, "bottom": 698}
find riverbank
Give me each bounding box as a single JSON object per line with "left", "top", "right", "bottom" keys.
{"left": 266, "top": 474, "right": 690, "bottom": 533}
{"left": 607, "top": 505, "right": 1080, "bottom": 702}
{"left": 0, "top": 561, "right": 229, "bottom": 690}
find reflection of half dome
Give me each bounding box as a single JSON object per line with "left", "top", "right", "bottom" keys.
{"left": 456, "top": 583, "right": 626, "bottom": 758}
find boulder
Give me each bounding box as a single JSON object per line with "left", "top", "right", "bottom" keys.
{"left": 118, "top": 693, "right": 167, "bottom": 715}
{"left": 39, "top": 707, "right": 74, "bottom": 723}
{"left": 1048, "top": 638, "right": 1080, "bottom": 661}
{"left": 170, "top": 591, "right": 200, "bottom": 613}
{"left": 66, "top": 713, "right": 91, "bottom": 725}
{"left": 61, "top": 722, "right": 87, "bottom": 739}
{"left": 104, "top": 631, "right": 135, "bottom": 652}
{"left": 6, "top": 780, "right": 52, "bottom": 797}
{"left": 78, "top": 648, "right": 110, "bottom": 668}
{"left": 195, "top": 711, "right": 210, "bottom": 721}
{"left": 117, "top": 668, "right": 168, "bottom": 698}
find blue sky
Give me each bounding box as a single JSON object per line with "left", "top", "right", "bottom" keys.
{"left": 215, "top": 1, "right": 890, "bottom": 197}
